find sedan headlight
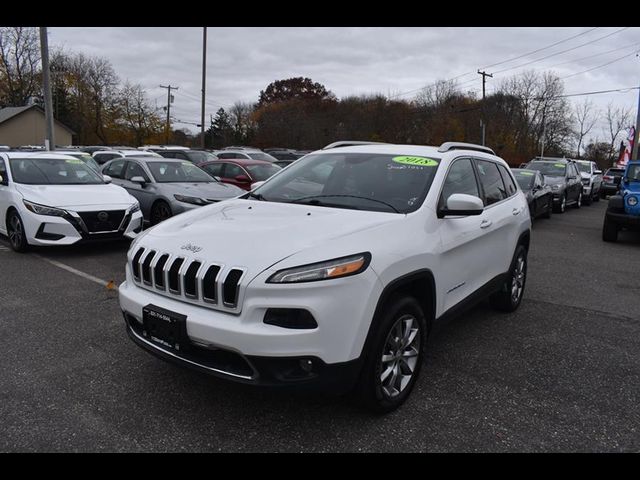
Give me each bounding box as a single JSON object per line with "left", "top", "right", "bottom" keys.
{"left": 23, "top": 199, "right": 67, "bottom": 217}
{"left": 267, "top": 253, "right": 371, "bottom": 284}
{"left": 174, "top": 194, "right": 207, "bottom": 206}
{"left": 628, "top": 195, "right": 638, "bottom": 206}
{"left": 129, "top": 201, "right": 141, "bottom": 213}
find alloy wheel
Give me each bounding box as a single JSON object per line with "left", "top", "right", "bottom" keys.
{"left": 511, "top": 254, "right": 526, "bottom": 304}
{"left": 8, "top": 214, "right": 23, "bottom": 249}
{"left": 379, "top": 314, "right": 421, "bottom": 399}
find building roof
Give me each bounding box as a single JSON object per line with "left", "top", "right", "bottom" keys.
{"left": 0, "top": 105, "right": 75, "bottom": 134}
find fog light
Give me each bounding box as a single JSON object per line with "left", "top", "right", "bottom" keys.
{"left": 628, "top": 196, "right": 638, "bottom": 206}
{"left": 300, "top": 359, "right": 314, "bottom": 372}
{"left": 264, "top": 308, "right": 318, "bottom": 329}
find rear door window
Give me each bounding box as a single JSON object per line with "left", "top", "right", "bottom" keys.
{"left": 475, "top": 160, "right": 507, "bottom": 206}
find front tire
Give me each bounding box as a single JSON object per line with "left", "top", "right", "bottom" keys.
{"left": 151, "top": 200, "right": 172, "bottom": 225}
{"left": 602, "top": 218, "right": 618, "bottom": 242}
{"left": 356, "top": 295, "right": 427, "bottom": 413}
{"left": 584, "top": 190, "right": 592, "bottom": 206}
{"left": 490, "top": 245, "right": 527, "bottom": 312}
{"left": 554, "top": 194, "right": 566, "bottom": 213}
{"left": 543, "top": 197, "right": 552, "bottom": 218}
{"left": 574, "top": 191, "right": 582, "bottom": 208}
{"left": 7, "top": 211, "right": 29, "bottom": 253}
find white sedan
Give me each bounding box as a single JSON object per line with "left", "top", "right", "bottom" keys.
{"left": 0, "top": 152, "right": 144, "bottom": 252}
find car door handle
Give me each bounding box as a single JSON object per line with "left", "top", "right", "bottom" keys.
{"left": 512, "top": 207, "right": 522, "bottom": 216}
{"left": 480, "top": 220, "right": 492, "bottom": 229}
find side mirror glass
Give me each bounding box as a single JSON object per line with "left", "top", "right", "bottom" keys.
{"left": 438, "top": 193, "right": 484, "bottom": 218}
{"left": 102, "top": 174, "right": 112, "bottom": 184}
{"left": 130, "top": 176, "right": 147, "bottom": 186}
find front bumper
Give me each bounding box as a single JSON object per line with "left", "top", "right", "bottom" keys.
{"left": 605, "top": 211, "right": 640, "bottom": 229}
{"left": 23, "top": 208, "right": 144, "bottom": 246}
{"left": 124, "top": 312, "right": 360, "bottom": 391}
{"left": 601, "top": 184, "right": 619, "bottom": 195}
{"left": 119, "top": 265, "right": 381, "bottom": 387}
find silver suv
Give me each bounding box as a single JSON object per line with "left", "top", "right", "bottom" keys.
{"left": 576, "top": 160, "right": 602, "bottom": 205}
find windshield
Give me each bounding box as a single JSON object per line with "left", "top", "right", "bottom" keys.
{"left": 10, "top": 158, "right": 105, "bottom": 185}
{"left": 247, "top": 152, "right": 277, "bottom": 162}
{"left": 253, "top": 152, "right": 441, "bottom": 213}
{"left": 625, "top": 164, "right": 640, "bottom": 182}
{"left": 146, "top": 161, "right": 215, "bottom": 183}
{"left": 528, "top": 161, "right": 566, "bottom": 177}
{"left": 185, "top": 150, "right": 215, "bottom": 163}
{"left": 513, "top": 172, "right": 534, "bottom": 190}
{"left": 245, "top": 163, "right": 282, "bottom": 181}
{"left": 577, "top": 162, "right": 591, "bottom": 173}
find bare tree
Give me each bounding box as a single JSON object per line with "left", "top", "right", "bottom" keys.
{"left": 604, "top": 102, "right": 632, "bottom": 163}
{"left": 415, "top": 79, "right": 459, "bottom": 108}
{"left": 0, "top": 27, "right": 41, "bottom": 106}
{"left": 118, "top": 82, "right": 163, "bottom": 146}
{"left": 572, "top": 99, "right": 598, "bottom": 158}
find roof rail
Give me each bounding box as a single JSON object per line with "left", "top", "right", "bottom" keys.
{"left": 322, "top": 140, "right": 390, "bottom": 150}
{"left": 437, "top": 142, "right": 495, "bottom": 156}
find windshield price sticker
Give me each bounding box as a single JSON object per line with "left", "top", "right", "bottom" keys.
{"left": 392, "top": 156, "right": 439, "bottom": 167}
{"left": 65, "top": 159, "right": 84, "bottom": 164}
{"left": 520, "top": 172, "right": 534, "bottom": 176}
{"left": 554, "top": 163, "right": 565, "bottom": 168}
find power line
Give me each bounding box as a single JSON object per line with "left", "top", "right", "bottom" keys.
{"left": 490, "top": 27, "right": 631, "bottom": 76}
{"left": 479, "top": 27, "right": 600, "bottom": 70}
{"left": 561, "top": 50, "right": 639, "bottom": 79}
{"left": 554, "top": 86, "right": 640, "bottom": 98}
{"left": 547, "top": 41, "right": 640, "bottom": 69}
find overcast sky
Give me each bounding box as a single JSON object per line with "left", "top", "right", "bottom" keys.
{"left": 49, "top": 26, "right": 639, "bottom": 138}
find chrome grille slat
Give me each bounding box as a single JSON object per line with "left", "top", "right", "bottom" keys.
{"left": 132, "top": 249, "right": 246, "bottom": 313}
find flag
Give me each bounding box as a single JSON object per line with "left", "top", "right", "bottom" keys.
{"left": 616, "top": 126, "right": 635, "bottom": 167}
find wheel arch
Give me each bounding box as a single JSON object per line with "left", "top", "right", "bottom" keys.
{"left": 358, "top": 269, "right": 436, "bottom": 362}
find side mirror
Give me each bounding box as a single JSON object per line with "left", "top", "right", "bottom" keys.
{"left": 438, "top": 193, "right": 484, "bottom": 218}
{"left": 130, "top": 176, "right": 147, "bottom": 186}
{"left": 235, "top": 174, "right": 251, "bottom": 183}
{"left": 0, "top": 174, "right": 5, "bottom": 185}
{"left": 102, "top": 174, "right": 112, "bottom": 184}
{"left": 251, "top": 181, "right": 266, "bottom": 190}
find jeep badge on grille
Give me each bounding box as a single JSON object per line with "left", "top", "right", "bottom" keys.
{"left": 181, "top": 243, "right": 203, "bottom": 253}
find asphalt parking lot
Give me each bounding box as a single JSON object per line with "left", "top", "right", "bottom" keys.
{"left": 1, "top": 199, "right": 639, "bottom": 452}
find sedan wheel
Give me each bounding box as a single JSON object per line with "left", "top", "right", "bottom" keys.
{"left": 151, "top": 201, "right": 172, "bottom": 225}
{"left": 7, "top": 212, "right": 28, "bottom": 253}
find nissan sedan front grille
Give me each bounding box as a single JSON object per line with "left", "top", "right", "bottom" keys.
{"left": 130, "top": 248, "right": 246, "bottom": 312}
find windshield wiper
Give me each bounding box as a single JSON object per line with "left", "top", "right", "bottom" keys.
{"left": 289, "top": 194, "right": 400, "bottom": 213}
{"left": 245, "top": 191, "right": 266, "bottom": 201}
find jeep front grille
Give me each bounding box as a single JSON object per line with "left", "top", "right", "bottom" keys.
{"left": 130, "top": 248, "right": 246, "bottom": 312}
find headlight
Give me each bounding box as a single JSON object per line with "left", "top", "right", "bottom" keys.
{"left": 551, "top": 185, "right": 560, "bottom": 190}
{"left": 129, "top": 202, "right": 141, "bottom": 213}
{"left": 581, "top": 179, "right": 590, "bottom": 186}
{"left": 628, "top": 196, "right": 638, "bottom": 206}
{"left": 22, "top": 199, "right": 67, "bottom": 217}
{"left": 267, "top": 253, "right": 371, "bottom": 284}
{"left": 174, "top": 194, "right": 207, "bottom": 206}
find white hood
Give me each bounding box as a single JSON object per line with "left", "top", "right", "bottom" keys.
{"left": 16, "top": 183, "right": 136, "bottom": 210}
{"left": 139, "top": 199, "right": 402, "bottom": 276}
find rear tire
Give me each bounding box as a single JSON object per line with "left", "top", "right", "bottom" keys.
{"left": 602, "top": 218, "right": 618, "bottom": 242}
{"left": 6, "top": 211, "right": 28, "bottom": 253}
{"left": 355, "top": 295, "right": 427, "bottom": 413}
{"left": 490, "top": 245, "right": 527, "bottom": 312}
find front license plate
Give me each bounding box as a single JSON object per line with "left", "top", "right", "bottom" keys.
{"left": 142, "top": 304, "right": 188, "bottom": 351}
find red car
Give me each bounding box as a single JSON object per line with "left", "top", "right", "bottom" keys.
{"left": 197, "top": 158, "right": 282, "bottom": 191}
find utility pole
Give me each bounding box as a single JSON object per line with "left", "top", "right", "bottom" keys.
{"left": 160, "top": 84, "right": 178, "bottom": 144}
{"left": 540, "top": 108, "right": 547, "bottom": 159}
{"left": 632, "top": 55, "right": 640, "bottom": 160}
{"left": 201, "top": 27, "right": 207, "bottom": 149}
{"left": 39, "top": 27, "right": 55, "bottom": 151}
{"left": 477, "top": 70, "right": 493, "bottom": 146}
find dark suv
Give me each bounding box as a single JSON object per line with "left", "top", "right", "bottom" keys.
{"left": 600, "top": 167, "right": 626, "bottom": 198}
{"left": 525, "top": 158, "right": 583, "bottom": 213}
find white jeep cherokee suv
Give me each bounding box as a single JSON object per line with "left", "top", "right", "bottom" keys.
{"left": 119, "top": 142, "right": 531, "bottom": 412}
